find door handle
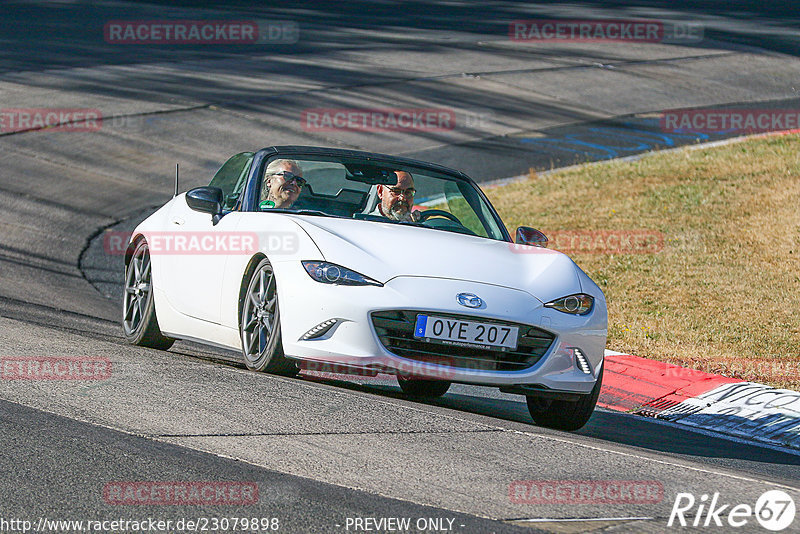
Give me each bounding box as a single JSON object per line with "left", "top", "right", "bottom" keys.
{"left": 171, "top": 217, "right": 185, "bottom": 225}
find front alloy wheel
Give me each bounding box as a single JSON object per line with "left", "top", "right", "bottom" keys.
{"left": 122, "top": 239, "right": 174, "bottom": 349}
{"left": 526, "top": 367, "right": 603, "bottom": 431}
{"left": 240, "top": 258, "right": 298, "bottom": 376}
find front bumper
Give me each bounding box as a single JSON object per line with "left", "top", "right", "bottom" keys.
{"left": 276, "top": 270, "right": 607, "bottom": 394}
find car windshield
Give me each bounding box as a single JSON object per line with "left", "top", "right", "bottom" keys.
{"left": 254, "top": 154, "right": 508, "bottom": 241}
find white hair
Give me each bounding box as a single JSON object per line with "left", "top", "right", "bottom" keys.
{"left": 264, "top": 158, "right": 301, "bottom": 177}
{"left": 262, "top": 159, "right": 302, "bottom": 201}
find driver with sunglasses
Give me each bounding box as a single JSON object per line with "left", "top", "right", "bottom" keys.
{"left": 369, "top": 171, "right": 421, "bottom": 222}
{"left": 260, "top": 159, "right": 306, "bottom": 209}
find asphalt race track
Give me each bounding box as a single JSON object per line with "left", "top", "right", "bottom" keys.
{"left": 2, "top": 2, "right": 800, "bottom": 532}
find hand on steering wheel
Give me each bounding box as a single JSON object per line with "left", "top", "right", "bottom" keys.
{"left": 417, "top": 209, "right": 461, "bottom": 224}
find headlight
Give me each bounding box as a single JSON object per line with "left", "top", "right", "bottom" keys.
{"left": 544, "top": 294, "right": 594, "bottom": 315}
{"left": 302, "top": 261, "right": 383, "bottom": 287}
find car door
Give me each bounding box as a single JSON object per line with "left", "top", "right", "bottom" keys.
{"left": 158, "top": 153, "right": 254, "bottom": 324}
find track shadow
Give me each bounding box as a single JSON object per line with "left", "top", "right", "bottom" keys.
{"left": 295, "top": 372, "right": 800, "bottom": 472}
{"left": 2, "top": 1, "right": 797, "bottom": 76}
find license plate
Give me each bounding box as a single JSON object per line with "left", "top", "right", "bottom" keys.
{"left": 413, "top": 315, "right": 519, "bottom": 351}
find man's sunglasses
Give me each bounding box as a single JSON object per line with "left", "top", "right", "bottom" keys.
{"left": 269, "top": 171, "right": 307, "bottom": 188}
{"left": 387, "top": 187, "right": 415, "bottom": 196}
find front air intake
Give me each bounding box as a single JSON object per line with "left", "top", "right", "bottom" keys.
{"left": 371, "top": 310, "right": 555, "bottom": 371}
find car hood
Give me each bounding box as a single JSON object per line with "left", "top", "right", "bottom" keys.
{"left": 289, "top": 215, "right": 585, "bottom": 304}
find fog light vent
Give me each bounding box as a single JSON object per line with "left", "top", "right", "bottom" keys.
{"left": 302, "top": 319, "right": 338, "bottom": 340}
{"left": 574, "top": 348, "right": 592, "bottom": 374}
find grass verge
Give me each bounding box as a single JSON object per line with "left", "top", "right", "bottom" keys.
{"left": 485, "top": 133, "right": 800, "bottom": 390}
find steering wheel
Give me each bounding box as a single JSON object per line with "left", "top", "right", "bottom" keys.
{"left": 418, "top": 209, "right": 461, "bottom": 224}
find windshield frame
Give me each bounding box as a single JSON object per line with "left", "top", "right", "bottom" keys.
{"left": 238, "top": 146, "right": 512, "bottom": 242}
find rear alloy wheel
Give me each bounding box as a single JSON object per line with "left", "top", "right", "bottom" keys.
{"left": 397, "top": 375, "right": 451, "bottom": 398}
{"left": 122, "top": 239, "right": 175, "bottom": 350}
{"left": 526, "top": 367, "right": 603, "bottom": 431}
{"left": 240, "top": 258, "right": 298, "bottom": 376}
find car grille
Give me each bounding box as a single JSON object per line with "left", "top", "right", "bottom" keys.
{"left": 370, "top": 310, "right": 555, "bottom": 372}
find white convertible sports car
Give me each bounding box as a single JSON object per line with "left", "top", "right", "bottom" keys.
{"left": 123, "top": 146, "right": 607, "bottom": 430}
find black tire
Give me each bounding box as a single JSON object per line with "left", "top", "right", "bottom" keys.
{"left": 122, "top": 239, "right": 175, "bottom": 350}
{"left": 240, "top": 258, "right": 299, "bottom": 377}
{"left": 526, "top": 367, "right": 603, "bottom": 431}
{"left": 397, "top": 375, "right": 451, "bottom": 398}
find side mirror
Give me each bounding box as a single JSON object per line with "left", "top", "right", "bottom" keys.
{"left": 186, "top": 186, "right": 223, "bottom": 217}
{"left": 516, "top": 226, "right": 548, "bottom": 248}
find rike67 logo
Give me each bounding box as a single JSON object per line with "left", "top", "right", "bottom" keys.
{"left": 668, "top": 490, "right": 796, "bottom": 531}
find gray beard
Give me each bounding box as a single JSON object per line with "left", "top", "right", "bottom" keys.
{"left": 268, "top": 192, "right": 292, "bottom": 208}
{"left": 387, "top": 204, "right": 411, "bottom": 221}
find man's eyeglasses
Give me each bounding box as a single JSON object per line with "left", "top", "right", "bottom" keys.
{"left": 268, "top": 171, "right": 306, "bottom": 188}
{"left": 387, "top": 187, "right": 415, "bottom": 197}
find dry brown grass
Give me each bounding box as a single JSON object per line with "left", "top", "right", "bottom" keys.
{"left": 485, "top": 134, "right": 800, "bottom": 389}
